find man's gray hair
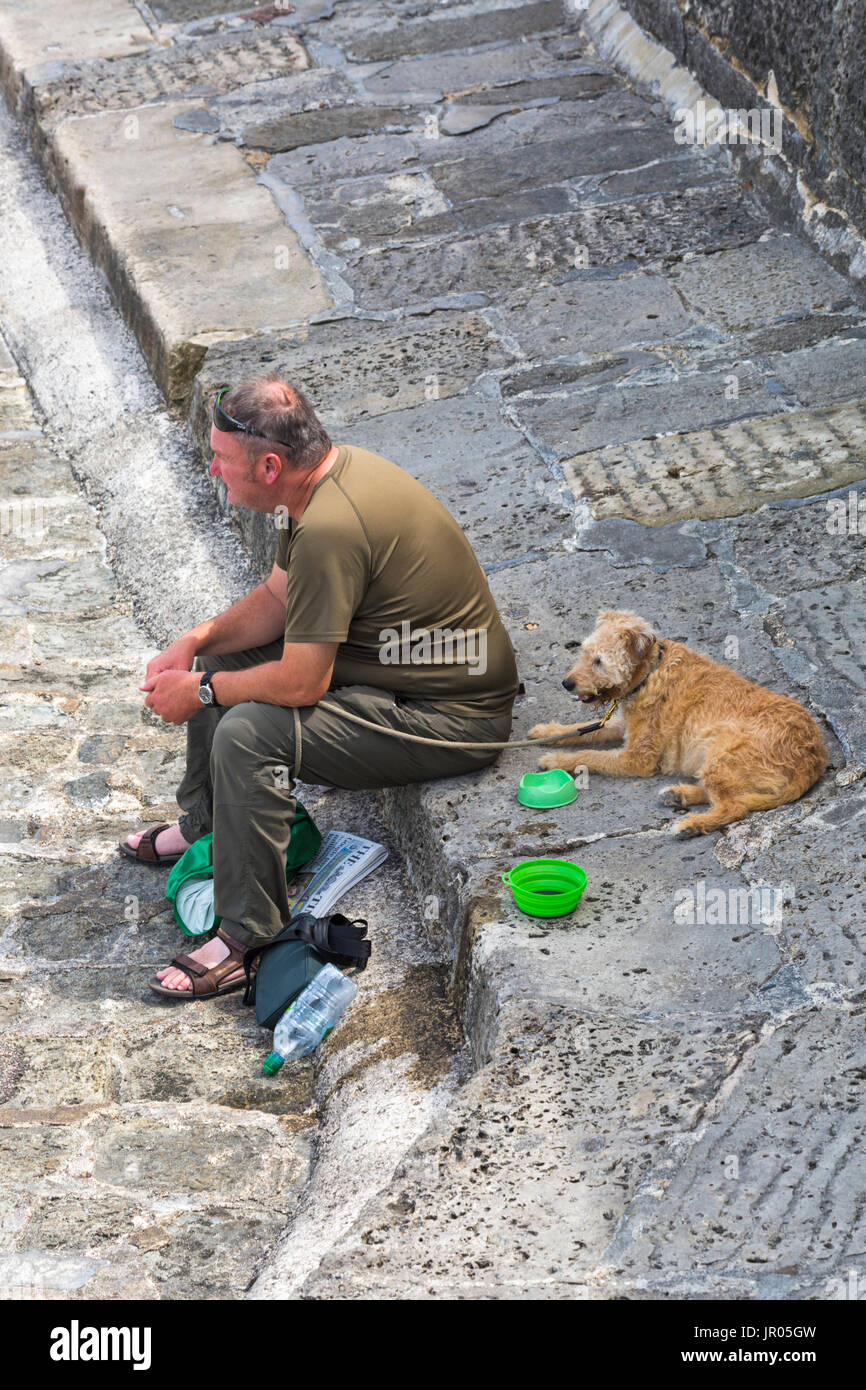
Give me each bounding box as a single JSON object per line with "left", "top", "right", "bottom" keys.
{"left": 219, "top": 374, "right": 332, "bottom": 470}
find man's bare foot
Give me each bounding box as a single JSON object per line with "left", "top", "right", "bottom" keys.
{"left": 124, "top": 823, "right": 191, "bottom": 858}
{"left": 156, "top": 935, "right": 245, "bottom": 992}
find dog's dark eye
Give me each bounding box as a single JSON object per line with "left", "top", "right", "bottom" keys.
{"left": 593, "top": 657, "right": 601, "bottom": 666}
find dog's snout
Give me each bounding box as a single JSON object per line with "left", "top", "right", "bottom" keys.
{"left": 562, "top": 677, "right": 575, "bottom": 692}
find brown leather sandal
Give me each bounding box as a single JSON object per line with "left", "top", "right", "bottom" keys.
{"left": 119, "top": 823, "right": 186, "bottom": 868}
{"left": 149, "top": 927, "right": 251, "bottom": 1000}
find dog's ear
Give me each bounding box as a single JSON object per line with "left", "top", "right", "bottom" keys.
{"left": 625, "top": 621, "right": 656, "bottom": 666}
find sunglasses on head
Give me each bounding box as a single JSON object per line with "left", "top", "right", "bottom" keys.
{"left": 213, "top": 387, "right": 291, "bottom": 449}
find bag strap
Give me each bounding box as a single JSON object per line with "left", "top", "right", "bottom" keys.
{"left": 290, "top": 912, "right": 370, "bottom": 964}
{"left": 241, "top": 912, "right": 370, "bottom": 1005}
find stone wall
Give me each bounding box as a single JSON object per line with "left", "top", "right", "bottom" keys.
{"left": 619, "top": 0, "right": 866, "bottom": 244}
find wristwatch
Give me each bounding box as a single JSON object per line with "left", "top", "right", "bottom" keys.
{"left": 198, "top": 671, "right": 219, "bottom": 707}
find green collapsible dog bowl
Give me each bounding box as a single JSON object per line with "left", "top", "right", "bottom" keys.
{"left": 502, "top": 858, "right": 587, "bottom": 918}
{"left": 518, "top": 768, "right": 578, "bottom": 808}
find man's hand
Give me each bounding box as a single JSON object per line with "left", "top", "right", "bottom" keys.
{"left": 144, "top": 636, "right": 199, "bottom": 685}
{"left": 140, "top": 670, "right": 202, "bottom": 725}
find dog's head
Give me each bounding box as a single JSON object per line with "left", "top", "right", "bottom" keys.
{"left": 562, "top": 610, "right": 658, "bottom": 703}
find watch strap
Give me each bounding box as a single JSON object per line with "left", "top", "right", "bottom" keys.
{"left": 200, "top": 671, "right": 219, "bottom": 707}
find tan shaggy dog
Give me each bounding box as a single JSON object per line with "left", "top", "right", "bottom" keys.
{"left": 528, "top": 610, "right": 827, "bottom": 838}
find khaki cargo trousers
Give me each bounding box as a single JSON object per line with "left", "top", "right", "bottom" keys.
{"left": 175, "top": 640, "right": 514, "bottom": 946}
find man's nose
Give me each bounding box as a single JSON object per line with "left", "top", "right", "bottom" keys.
{"left": 210, "top": 458, "right": 220, "bottom": 476}
{"left": 562, "top": 677, "right": 575, "bottom": 691}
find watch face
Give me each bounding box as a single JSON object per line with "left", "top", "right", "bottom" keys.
{"left": 198, "top": 684, "right": 213, "bottom": 706}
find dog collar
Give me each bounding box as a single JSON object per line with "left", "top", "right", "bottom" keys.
{"left": 572, "top": 641, "right": 665, "bottom": 735}
{"left": 623, "top": 640, "right": 666, "bottom": 701}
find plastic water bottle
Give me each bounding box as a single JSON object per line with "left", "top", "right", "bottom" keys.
{"left": 263, "top": 964, "right": 358, "bottom": 1075}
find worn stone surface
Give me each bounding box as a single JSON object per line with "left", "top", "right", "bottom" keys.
{"left": 497, "top": 271, "right": 700, "bottom": 358}
{"left": 561, "top": 402, "right": 866, "bottom": 524}
{"left": 339, "top": 0, "right": 568, "bottom": 63}
{"left": 0, "top": 0, "right": 151, "bottom": 97}
{"left": 28, "top": 29, "right": 310, "bottom": 131}
{"left": 616, "top": 0, "right": 866, "bottom": 248}
{"left": 2, "top": 0, "right": 866, "bottom": 1304}
{"left": 607, "top": 1008, "right": 866, "bottom": 1285}
{"left": 342, "top": 189, "right": 769, "bottom": 310}
{"left": 669, "top": 237, "right": 860, "bottom": 332}
{"left": 514, "top": 359, "right": 780, "bottom": 460}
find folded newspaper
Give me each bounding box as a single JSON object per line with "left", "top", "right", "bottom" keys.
{"left": 175, "top": 830, "right": 388, "bottom": 936}
{"left": 284, "top": 830, "right": 388, "bottom": 918}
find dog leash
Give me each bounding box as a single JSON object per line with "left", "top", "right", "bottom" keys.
{"left": 310, "top": 696, "right": 622, "bottom": 752}
{"left": 307, "top": 642, "right": 666, "bottom": 756}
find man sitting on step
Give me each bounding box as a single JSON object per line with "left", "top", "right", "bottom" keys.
{"left": 121, "top": 375, "right": 518, "bottom": 998}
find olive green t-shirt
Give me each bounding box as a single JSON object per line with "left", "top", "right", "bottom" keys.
{"left": 274, "top": 444, "right": 518, "bottom": 716}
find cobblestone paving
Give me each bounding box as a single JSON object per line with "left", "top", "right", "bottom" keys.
{"left": 1, "top": 0, "right": 866, "bottom": 1299}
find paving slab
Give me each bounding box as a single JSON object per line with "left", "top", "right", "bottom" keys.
{"left": 768, "top": 335, "right": 866, "bottom": 408}
{"left": 18, "top": 1193, "right": 295, "bottom": 1300}
{"left": 303, "top": 170, "right": 459, "bottom": 249}
{"left": 429, "top": 123, "right": 683, "bottom": 204}
{"left": 768, "top": 581, "right": 866, "bottom": 764}
{"left": 669, "top": 237, "right": 861, "bottom": 333}
{"left": 512, "top": 359, "right": 780, "bottom": 460}
{"left": 338, "top": 0, "right": 569, "bottom": 63}
{"left": 496, "top": 272, "right": 700, "bottom": 359}
{"left": 261, "top": 87, "right": 657, "bottom": 193}
{"left": 445, "top": 70, "right": 620, "bottom": 109}
{"left": 50, "top": 102, "right": 332, "bottom": 402}
{"left": 342, "top": 189, "right": 768, "bottom": 310}
{"left": 722, "top": 489, "right": 866, "bottom": 599}
{"left": 357, "top": 40, "right": 577, "bottom": 103}
{"left": 0, "top": 0, "right": 152, "bottom": 105}
{"left": 561, "top": 401, "right": 866, "bottom": 524}
{"left": 244, "top": 100, "right": 427, "bottom": 153}
{"left": 30, "top": 28, "right": 310, "bottom": 131}
{"left": 0, "top": 438, "right": 78, "bottom": 496}
{"left": 727, "top": 788, "right": 866, "bottom": 998}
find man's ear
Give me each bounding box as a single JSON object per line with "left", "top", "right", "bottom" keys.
{"left": 263, "top": 451, "right": 284, "bottom": 482}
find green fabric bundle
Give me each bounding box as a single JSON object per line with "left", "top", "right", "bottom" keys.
{"left": 165, "top": 803, "right": 321, "bottom": 937}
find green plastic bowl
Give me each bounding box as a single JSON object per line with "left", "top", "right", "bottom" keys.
{"left": 502, "top": 858, "right": 587, "bottom": 918}
{"left": 518, "top": 768, "right": 579, "bottom": 808}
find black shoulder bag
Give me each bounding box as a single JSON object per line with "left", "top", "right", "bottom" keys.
{"left": 242, "top": 912, "right": 371, "bottom": 1029}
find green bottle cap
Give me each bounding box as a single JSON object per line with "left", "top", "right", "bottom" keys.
{"left": 262, "top": 1052, "right": 284, "bottom": 1076}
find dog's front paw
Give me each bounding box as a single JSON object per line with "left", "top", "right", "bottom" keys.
{"left": 529, "top": 722, "right": 559, "bottom": 741}
{"left": 538, "top": 753, "right": 562, "bottom": 771}
{"left": 673, "top": 818, "right": 701, "bottom": 840}
{"left": 659, "top": 787, "right": 684, "bottom": 808}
